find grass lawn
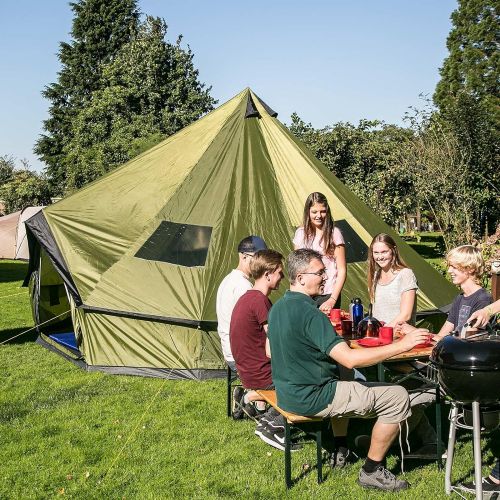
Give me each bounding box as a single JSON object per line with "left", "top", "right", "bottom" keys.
{"left": 1, "top": 258, "right": 498, "bottom": 499}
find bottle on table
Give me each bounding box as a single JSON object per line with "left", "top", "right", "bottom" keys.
{"left": 352, "top": 298, "right": 363, "bottom": 330}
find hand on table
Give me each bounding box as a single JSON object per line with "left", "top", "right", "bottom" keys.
{"left": 398, "top": 329, "right": 431, "bottom": 351}
{"left": 395, "top": 321, "right": 418, "bottom": 336}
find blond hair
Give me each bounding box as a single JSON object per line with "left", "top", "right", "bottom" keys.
{"left": 446, "top": 245, "right": 485, "bottom": 283}
{"left": 249, "top": 249, "right": 283, "bottom": 280}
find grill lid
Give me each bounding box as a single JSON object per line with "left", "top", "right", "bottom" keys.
{"left": 430, "top": 334, "right": 500, "bottom": 371}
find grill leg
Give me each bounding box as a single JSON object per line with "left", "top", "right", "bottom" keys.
{"left": 285, "top": 421, "right": 292, "bottom": 489}
{"left": 472, "top": 402, "right": 483, "bottom": 500}
{"left": 445, "top": 404, "right": 459, "bottom": 495}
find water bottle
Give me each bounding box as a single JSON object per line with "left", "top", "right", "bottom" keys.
{"left": 349, "top": 299, "right": 355, "bottom": 322}
{"left": 352, "top": 298, "right": 363, "bottom": 329}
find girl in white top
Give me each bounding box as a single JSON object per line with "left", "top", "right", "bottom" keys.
{"left": 368, "top": 233, "right": 418, "bottom": 326}
{"left": 293, "top": 192, "right": 346, "bottom": 314}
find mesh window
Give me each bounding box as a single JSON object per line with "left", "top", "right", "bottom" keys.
{"left": 334, "top": 220, "right": 368, "bottom": 263}
{"left": 135, "top": 221, "right": 212, "bottom": 267}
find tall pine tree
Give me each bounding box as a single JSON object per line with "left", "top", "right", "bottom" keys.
{"left": 60, "top": 16, "right": 216, "bottom": 190}
{"left": 35, "top": 0, "right": 140, "bottom": 193}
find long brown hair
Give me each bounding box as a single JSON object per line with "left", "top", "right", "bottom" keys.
{"left": 301, "top": 192, "right": 336, "bottom": 257}
{"left": 367, "top": 233, "right": 408, "bottom": 301}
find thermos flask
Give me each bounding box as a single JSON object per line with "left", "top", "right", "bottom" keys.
{"left": 352, "top": 298, "right": 363, "bottom": 329}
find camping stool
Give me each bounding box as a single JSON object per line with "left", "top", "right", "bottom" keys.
{"left": 226, "top": 365, "right": 241, "bottom": 417}
{"left": 256, "top": 390, "right": 326, "bottom": 488}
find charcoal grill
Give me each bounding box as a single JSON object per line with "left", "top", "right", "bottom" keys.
{"left": 430, "top": 333, "right": 500, "bottom": 499}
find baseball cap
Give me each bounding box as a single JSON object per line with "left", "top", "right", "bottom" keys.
{"left": 237, "top": 235, "right": 268, "bottom": 253}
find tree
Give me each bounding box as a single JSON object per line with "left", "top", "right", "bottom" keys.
{"left": 0, "top": 156, "right": 15, "bottom": 186}
{"left": 61, "top": 16, "right": 216, "bottom": 190}
{"left": 434, "top": 0, "right": 499, "bottom": 234}
{"left": 288, "top": 115, "right": 414, "bottom": 228}
{"left": 434, "top": 0, "right": 499, "bottom": 116}
{"left": 0, "top": 160, "right": 52, "bottom": 214}
{"left": 35, "top": 0, "right": 140, "bottom": 192}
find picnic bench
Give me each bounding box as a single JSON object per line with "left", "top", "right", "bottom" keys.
{"left": 256, "top": 389, "right": 326, "bottom": 488}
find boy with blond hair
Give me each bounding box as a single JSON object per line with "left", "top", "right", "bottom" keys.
{"left": 434, "top": 245, "right": 491, "bottom": 337}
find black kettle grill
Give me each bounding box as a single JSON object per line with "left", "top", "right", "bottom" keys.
{"left": 430, "top": 333, "right": 500, "bottom": 403}
{"left": 430, "top": 332, "right": 500, "bottom": 499}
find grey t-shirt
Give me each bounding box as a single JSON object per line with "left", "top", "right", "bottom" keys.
{"left": 372, "top": 268, "right": 418, "bottom": 324}
{"left": 447, "top": 287, "right": 492, "bottom": 332}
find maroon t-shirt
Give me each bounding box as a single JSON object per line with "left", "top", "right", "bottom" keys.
{"left": 229, "top": 290, "right": 272, "bottom": 389}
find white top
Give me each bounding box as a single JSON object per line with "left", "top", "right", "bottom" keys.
{"left": 293, "top": 226, "right": 345, "bottom": 294}
{"left": 216, "top": 269, "right": 252, "bottom": 362}
{"left": 372, "top": 268, "right": 418, "bottom": 325}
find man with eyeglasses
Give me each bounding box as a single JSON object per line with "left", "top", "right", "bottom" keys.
{"left": 216, "top": 236, "right": 268, "bottom": 373}
{"left": 268, "top": 249, "right": 429, "bottom": 492}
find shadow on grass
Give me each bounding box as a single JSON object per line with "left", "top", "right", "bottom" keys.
{"left": 0, "top": 260, "right": 28, "bottom": 284}
{"left": 0, "top": 326, "right": 38, "bottom": 344}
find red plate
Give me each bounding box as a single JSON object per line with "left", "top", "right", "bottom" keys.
{"left": 357, "top": 337, "right": 391, "bottom": 347}
{"left": 414, "top": 341, "right": 434, "bottom": 349}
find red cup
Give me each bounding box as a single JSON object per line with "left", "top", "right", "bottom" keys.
{"left": 341, "top": 319, "right": 353, "bottom": 337}
{"left": 379, "top": 326, "right": 394, "bottom": 344}
{"left": 330, "top": 308, "right": 342, "bottom": 322}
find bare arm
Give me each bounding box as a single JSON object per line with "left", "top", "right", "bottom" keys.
{"left": 435, "top": 320, "right": 455, "bottom": 339}
{"left": 329, "top": 329, "right": 430, "bottom": 369}
{"left": 386, "top": 289, "right": 416, "bottom": 327}
{"left": 319, "top": 245, "right": 346, "bottom": 312}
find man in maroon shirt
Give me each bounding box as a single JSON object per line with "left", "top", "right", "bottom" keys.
{"left": 230, "top": 250, "right": 283, "bottom": 419}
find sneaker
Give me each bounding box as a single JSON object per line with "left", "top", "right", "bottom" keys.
{"left": 330, "top": 448, "right": 358, "bottom": 468}
{"left": 232, "top": 387, "right": 245, "bottom": 420}
{"left": 459, "top": 477, "right": 500, "bottom": 497}
{"left": 241, "top": 401, "right": 266, "bottom": 420}
{"left": 358, "top": 466, "right": 409, "bottom": 492}
{"left": 255, "top": 427, "right": 302, "bottom": 452}
{"left": 260, "top": 413, "right": 285, "bottom": 431}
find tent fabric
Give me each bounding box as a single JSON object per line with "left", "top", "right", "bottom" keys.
{"left": 0, "top": 207, "right": 43, "bottom": 260}
{"left": 25, "top": 88, "right": 457, "bottom": 378}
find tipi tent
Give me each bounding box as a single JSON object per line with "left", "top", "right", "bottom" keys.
{"left": 0, "top": 206, "right": 43, "bottom": 260}
{"left": 24, "top": 89, "right": 456, "bottom": 379}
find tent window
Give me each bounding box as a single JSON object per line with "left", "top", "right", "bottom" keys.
{"left": 332, "top": 220, "right": 368, "bottom": 263}
{"left": 135, "top": 221, "right": 212, "bottom": 267}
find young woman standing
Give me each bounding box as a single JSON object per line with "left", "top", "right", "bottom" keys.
{"left": 293, "top": 192, "right": 346, "bottom": 313}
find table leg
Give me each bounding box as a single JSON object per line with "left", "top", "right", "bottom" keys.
{"left": 316, "top": 427, "right": 323, "bottom": 484}
{"left": 435, "top": 385, "right": 442, "bottom": 469}
{"left": 472, "top": 402, "right": 483, "bottom": 499}
{"left": 377, "top": 363, "right": 385, "bottom": 382}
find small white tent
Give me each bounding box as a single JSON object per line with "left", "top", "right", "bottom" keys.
{"left": 0, "top": 207, "right": 43, "bottom": 260}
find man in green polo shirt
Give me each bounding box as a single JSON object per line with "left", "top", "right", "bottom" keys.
{"left": 268, "top": 249, "right": 429, "bottom": 492}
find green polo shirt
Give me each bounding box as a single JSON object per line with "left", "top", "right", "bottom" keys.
{"left": 268, "top": 290, "right": 345, "bottom": 416}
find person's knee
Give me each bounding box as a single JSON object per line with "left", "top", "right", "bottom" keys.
{"left": 392, "top": 385, "right": 411, "bottom": 413}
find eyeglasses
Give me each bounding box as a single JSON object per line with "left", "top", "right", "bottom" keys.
{"left": 242, "top": 252, "right": 255, "bottom": 259}
{"left": 300, "top": 268, "right": 327, "bottom": 277}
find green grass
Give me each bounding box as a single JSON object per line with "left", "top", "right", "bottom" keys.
{"left": 1, "top": 259, "right": 498, "bottom": 499}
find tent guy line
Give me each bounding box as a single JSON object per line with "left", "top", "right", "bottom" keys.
{"left": 0, "top": 309, "right": 70, "bottom": 346}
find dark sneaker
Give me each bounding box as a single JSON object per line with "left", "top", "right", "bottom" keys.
{"left": 241, "top": 401, "right": 267, "bottom": 421}
{"left": 231, "top": 387, "right": 245, "bottom": 420}
{"left": 330, "top": 448, "right": 358, "bottom": 468}
{"left": 358, "top": 466, "right": 409, "bottom": 492}
{"left": 459, "top": 477, "right": 500, "bottom": 498}
{"left": 255, "top": 427, "right": 302, "bottom": 452}
{"left": 260, "top": 413, "right": 285, "bottom": 431}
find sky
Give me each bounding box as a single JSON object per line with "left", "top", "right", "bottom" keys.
{"left": 0, "top": 0, "right": 457, "bottom": 173}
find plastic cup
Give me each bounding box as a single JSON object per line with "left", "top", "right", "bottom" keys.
{"left": 330, "top": 308, "right": 342, "bottom": 322}
{"left": 379, "top": 326, "right": 394, "bottom": 344}
{"left": 341, "top": 319, "right": 353, "bottom": 337}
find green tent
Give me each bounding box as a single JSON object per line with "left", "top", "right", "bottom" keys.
{"left": 24, "top": 88, "right": 456, "bottom": 379}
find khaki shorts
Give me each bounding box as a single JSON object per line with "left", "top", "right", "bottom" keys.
{"left": 314, "top": 381, "right": 411, "bottom": 425}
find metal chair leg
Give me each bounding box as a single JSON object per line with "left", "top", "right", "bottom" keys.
{"left": 226, "top": 365, "right": 232, "bottom": 417}
{"left": 285, "top": 421, "right": 292, "bottom": 489}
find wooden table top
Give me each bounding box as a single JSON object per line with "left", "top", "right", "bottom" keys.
{"left": 348, "top": 338, "right": 434, "bottom": 361}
